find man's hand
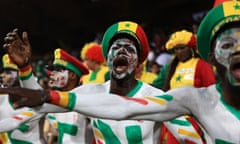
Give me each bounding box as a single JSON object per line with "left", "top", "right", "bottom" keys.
{"left": 3, "top": 29, "right": 32, "bottom": 68}
{"left": 0, "top": 87, "right": 48, "bottom": 108}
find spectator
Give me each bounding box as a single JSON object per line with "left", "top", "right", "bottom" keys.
{"left": 80, "top": 42, "right": 110, "bottom": 84}
{"left": 4, "top": 3, "right": 240, "bottom": 142}
{"left": 3, "top": 21, "right": 165, "bottom": 144}
{"left": 152, "top": 30, "right": 215, "bottom": 144}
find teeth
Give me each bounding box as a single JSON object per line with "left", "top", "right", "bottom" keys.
{"left": 232, "top": 69, "right": 240, "bottom": 76}
{"left": 116, "top": 66, "right": 127, "bottom": 72}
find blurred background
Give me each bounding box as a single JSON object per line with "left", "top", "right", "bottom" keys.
{"left": 0, "top": 0, "right": 214, "bottom": 57}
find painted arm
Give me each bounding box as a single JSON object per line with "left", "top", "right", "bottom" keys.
{"left": 47, "top": 86, "right": 192, "bottom": 121}
{"left": 1, "top": 85, "right": 199, "bottom": 122}
{"left": 18, "top": 64, "right": 42, "bottom": 89}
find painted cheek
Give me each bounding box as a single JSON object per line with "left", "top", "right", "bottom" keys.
{"left": 60, "top": 76, "right": 66, "bottom": 86}
{"left": 51, "top": 71, "right": 69, "bottom": 88}
{"left": 107, "top": 49, "right": 115, "bottom": 68}
{"left": 4, "top": 72, "right": 17, "bottom": 86}
{"left": 130, "top": 54, "right": 138, "bottom": 67}
{"left": 215, "top": 48, "right": 228, "bottom": 68}
{"left": 127, "top": 53, "right": 138, "bottom": 73}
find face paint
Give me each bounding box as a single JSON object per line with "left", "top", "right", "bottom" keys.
{"left": 48, "top": 69, "right": 69, "bottom": 89}
{"left": 107, "top": 38, "right": 138, "bottom": 79}
{"left": 0, "top": 70, "right": 18, "bottom": 87}
{"left": 215, "top": 28, "right": 240, "bottom": 85}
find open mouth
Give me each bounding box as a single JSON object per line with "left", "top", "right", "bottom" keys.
{"left": 230, "top": 55, "right": 240, "bottom": 82}
{"left": 113, "top": 56, "right": 128, "bottom": 73}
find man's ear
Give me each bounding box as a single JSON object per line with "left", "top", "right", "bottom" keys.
{"left": 208, "top": 52, "right": 215, "bottom": 65}
{"left": 209, "top": 41, "right": 217, "bottom": 65}
{"left": 68, "top": 71, "right": 78, "bottom": 81}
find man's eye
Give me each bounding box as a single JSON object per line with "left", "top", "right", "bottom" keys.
{"left": 60, "top": 69, "right": 67, "bottom": 72}
{"left": 126, "top": 47, "right": 135, "bottom": 53}
{"left": 111, "top": 46, "right": 118, "bottom": 50}
{"left": 221, "top": 42, "right": 234, "bottom": 49}
{"left": 54, "top": 67, "right": 65, "bottom": 71}
{"left": 5, "top": 70, "right": 14, "bottom": 74}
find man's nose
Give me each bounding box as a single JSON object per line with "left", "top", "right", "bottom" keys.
{"left": 117, "top": 47, "right": 127, "bottom": 54}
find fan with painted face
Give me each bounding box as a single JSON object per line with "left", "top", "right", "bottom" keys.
{"left": 47, "top": 48, "right": 89, "bottom": 90}
{"left": 0, "top": 54, "right": 19, "bottom": 88}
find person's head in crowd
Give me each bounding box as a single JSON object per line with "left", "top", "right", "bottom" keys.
{"left": 101, "top": 21, "right": 149, "bottom": 80}
{"left": 161, "top": 29, "right": 216, "bottom": 91}
{"left": 197, "top": 0, "right": 240, "bottom": 86}
{"left": 0, "top": 54, "right": 19, "bottom": 87}
{"left": 82, "top": 42, "right": 105, "bottom": 71}
{"left": 166, "top": 29, "right": 199, "bottom": 62}
{"left": 47, "top": 48, "right": 89, "bottom": 90}
{"left": 150, "top": 62, "right": 161, "bottom": 74}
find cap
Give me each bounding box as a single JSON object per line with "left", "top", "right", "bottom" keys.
{"left": 165, "top": 30, "right": 196, "bottom": 51}
{"left": 101, "top": 21, "right": 149, "bottom": 64}
{"left": 213, "top": 0, "right": 231, "bottom": 7}
{"left": 197, "top": 1, "right": 240, "bottom": 61}
{"left": 2, "top": 54, "right": 18, "bottom": 70}
{"left": 51, "top": 48, "right": 89, "bottom": 77}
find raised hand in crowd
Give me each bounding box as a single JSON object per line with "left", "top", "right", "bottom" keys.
{"left": 3, "top": 29, "right": 32, "bottom": 68}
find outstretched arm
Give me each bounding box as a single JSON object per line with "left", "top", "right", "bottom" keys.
{"left": 0, "top": 86, "right": 193, "bottom": 121}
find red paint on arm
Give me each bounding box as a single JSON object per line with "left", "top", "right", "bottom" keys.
{"left": 49, "top": 90, "right": 61, "bottom": 105}
{"left": 120, "top": 96, "right": 148, "bottom": 105}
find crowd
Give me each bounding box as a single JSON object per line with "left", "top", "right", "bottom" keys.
{"left": 0, "top": 1, "right": 240, "bottom": 144}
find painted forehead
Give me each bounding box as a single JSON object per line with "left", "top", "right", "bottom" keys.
{"left": 112, "top": 38, "right": 137, "bottom": 46}
{"left": 217, "top": 27, "right": 240, "bottom": 40}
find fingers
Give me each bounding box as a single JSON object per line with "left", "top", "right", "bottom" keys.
{"left": 2, "top": 43, "right": 10, "bottom": 50}
{"left": 4, "top": 35, "right": 15, "bottom": 42}
{"left": 13, "top": 28, "right": 18, "bottom": 32}
{"left": 5, "top": 29, "right": 19, "bottom": 42}
{"left": 22, "top": 32, "right": 29, "bottom": 45}
{"left": 3, "top": 28, "right": 19, "bottom": 51}
{"left": 4, "top": 28, "right": 29, "bottom": 46}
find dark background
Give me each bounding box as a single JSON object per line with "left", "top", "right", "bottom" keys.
{"left": 0, "top": 0, "right": 214, "bottom": 57}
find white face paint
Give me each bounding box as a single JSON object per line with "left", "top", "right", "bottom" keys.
{"left": 0, "top": 70, "right": 18, "bottom": 87}
{"left": 215, "top": 27, "right": 240, "bottom": 85}
{"left": 48, "top": 69, "right": 69, "bottom": 89}
{"left": 107, "top": 38, "right": 138, "bottom": 79}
